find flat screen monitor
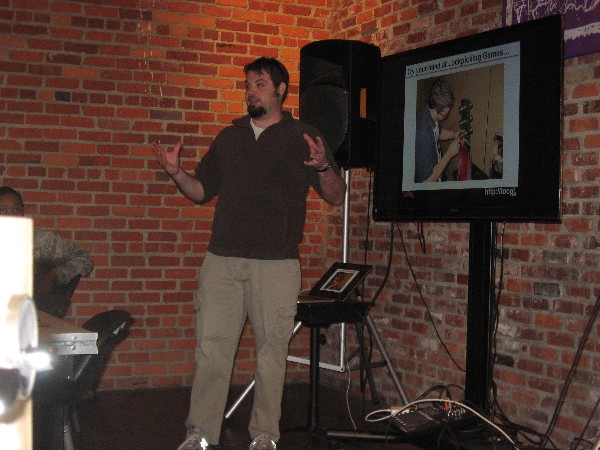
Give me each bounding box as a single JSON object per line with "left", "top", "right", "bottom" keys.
{"left": 373, "top": 15, "right": 563, "bottom": 223}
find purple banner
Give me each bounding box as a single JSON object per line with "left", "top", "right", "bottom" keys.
{"left": 503, "top": 0, "right": 600, "bottom": 59}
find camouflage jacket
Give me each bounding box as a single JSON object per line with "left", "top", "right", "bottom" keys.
{"left": 34, "top": 229, "right": 94, "bottom": 285}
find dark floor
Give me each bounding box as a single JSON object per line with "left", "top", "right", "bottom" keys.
{"left": 72, "top": 383, "right": 424, "bottom": 450}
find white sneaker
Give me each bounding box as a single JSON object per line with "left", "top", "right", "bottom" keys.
{"left": 177, "top": 427, "right": 212, "bottom": 450}
{"left": 249, "top": 434, "right": 277, "bottom": 450}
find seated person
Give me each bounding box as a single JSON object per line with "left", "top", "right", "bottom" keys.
{"left": 0, "top": 187, "right": 94, "bottom": 317}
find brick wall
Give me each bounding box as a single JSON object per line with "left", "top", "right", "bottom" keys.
{"left": 1, "top": 0, "right": 598, "bottom": 447}
{"left": 0, "top": 0, "right": 337, "bottom": 390}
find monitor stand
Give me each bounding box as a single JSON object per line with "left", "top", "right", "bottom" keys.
{"left": 326, "top": 221, "right": 499, "bottom": 449}
{"left": 464, "top": 220, "right": 497, "bottom": 414}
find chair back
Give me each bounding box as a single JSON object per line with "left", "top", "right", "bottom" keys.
{"left": 70, "top": 310, "right": 132, "bottom": 401}
{"left": 34, "top": 263, "right": 81, "bottom": 318}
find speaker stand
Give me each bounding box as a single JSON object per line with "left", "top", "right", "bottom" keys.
{"left": 224, "top": 321, "right": 303, "bottom": 421}
{"left": 344, "top": 321, "right": 383, "bottom": 405}
{"left": 324, "top": 312, "right": 409, "bottom": 445}
{"left": 363, "top": 313, "right": 409, "bottom": 404}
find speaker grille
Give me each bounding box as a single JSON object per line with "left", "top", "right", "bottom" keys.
{"left": 300, "top": 85, "right": 349, "bottom": 153}
{"left": 300, "top": 39, "right": 380, "bottom": 169}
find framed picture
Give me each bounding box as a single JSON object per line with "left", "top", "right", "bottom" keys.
{"left": 308, "top": 262, "right": 373, "bottom": 301}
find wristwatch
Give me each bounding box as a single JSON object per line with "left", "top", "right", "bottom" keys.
{"left": 315, "top": 162, "right": 331, "bottom": 173}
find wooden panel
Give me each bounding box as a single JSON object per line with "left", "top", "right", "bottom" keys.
{"left": 0, "top": 217, "right": 33, "bottom": 450}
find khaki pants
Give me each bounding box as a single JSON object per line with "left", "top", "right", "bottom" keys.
{"left": 186, "top": 252, "right": 300, "bottom": 444}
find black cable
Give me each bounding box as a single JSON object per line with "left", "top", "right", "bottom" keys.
{"left": 362, "top": 170, "right": 373, "bottom": 269}
{"left": 488, "top": 224, "right": 561, "bottom": 450}
{"left": 417, "top": 222, "right": 426, "bottom": 253}
{"left": 571, "top": 392, "right": 600, "bottom": 449}
{"left": 397, "top": 223, "right": 464, "bottom": 372}
{"left": 436, "top": 422, "right": 461, "bottom": 450}
{"left": 357, "top": 221, "right": 394, "bottom": 399}
{"left": 491, "top": 290, "right": 600, "bottom": 450}
{"left": 491, "top": 391, "right": 546, "bottom": 447}
{"left": 416, "top": 384, "right": 452, "bottom": 401}
{"left": 350, "top": 172, "right": 390, "bottom": 410}
{"left": 357, "top": 170, "right": 373, "bottom": 399}
{"left": 364, "top": 221, "right": 395, "bottom": 311}
{"left": 358, "top": 212, "right": 599, "bottom": 450}
{"left": 539, "top": 292, "right": 600, "bottom": 448}
{"left": 488, "top": 222, "right": 503, "bottom": 421}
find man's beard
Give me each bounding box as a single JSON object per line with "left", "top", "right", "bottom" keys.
{"left": 248, "top": 104, "right": 266, "bottom": 118}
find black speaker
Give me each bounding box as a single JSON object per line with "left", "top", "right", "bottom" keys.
{"left": 300, "top": 40, "right": 381, "bottom": 169}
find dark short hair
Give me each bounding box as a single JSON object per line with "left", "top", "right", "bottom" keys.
{"left": 244, "top": 57, "right": 290, "bottom": 103}
{"left": 428, "top": 77, "right": 455, "bottom": 112}
{"left": 0, "top": 186, "right": 24, "bottom": 206}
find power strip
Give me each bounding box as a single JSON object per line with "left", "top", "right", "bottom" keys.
{"left": 389, "top": 404, "right": 471, "bottom": 435}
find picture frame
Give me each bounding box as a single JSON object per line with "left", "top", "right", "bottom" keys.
{"left": 308, "top": 262, "right": 373, "bottom": 301}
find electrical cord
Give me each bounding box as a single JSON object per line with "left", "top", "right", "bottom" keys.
{"left": 488, "top": 291, "right": 600, "bottom": 450}
{"left": 343, "top": 344, "right": 358, "bottom": 431}
{"left": 489, "top": 223, "right": 505, "bottom": 414}
{"left": 355, "top": 169, "right": 378, "bottom": 407}
{"left": 354, "top": 221, "right": 395, "bottom": 402}
{"left": 397, "top": 223, "right": 465, "bottom": 372}
{"left": 571, "top": 393, "right": 600, "bottom": 449}
{"left": 415, "top": 384, "right": 462, "bottom": 402}
{"left": 484, "top": 223, "right": 556, "bottom": 449}
{"left": 395, "top": 222, "right": 544, "bottom": 449}
{"left": 351, "top": 205, "right": 599, "bottom": 449}
{"left": 487, "top": 226, "right": 600, "bottom": 449}
{"left": 417, "top": 222, "right": 426, "bottom": 253}
{"left": 485, "top": 224, "right": 562, "bottom": 450}
{"left": 365, "top": 398, "right": 521, "bottom": 449}
{"left": 539, "top": 292, "right": 600, "bottom": 448}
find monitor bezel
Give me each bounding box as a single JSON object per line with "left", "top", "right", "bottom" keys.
{"left": 372, "top": 15, "right": 564, "bottom": 223}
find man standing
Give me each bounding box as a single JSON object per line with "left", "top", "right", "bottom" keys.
{"left": 152, "top": 57, "right": 346, "bottom": 450}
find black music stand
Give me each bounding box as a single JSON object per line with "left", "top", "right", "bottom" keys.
{"left": 288, "top": 262, "right": 375, "bottom": 431}
{"left": 294, "top": 298, "right": 371, "bottom": 431}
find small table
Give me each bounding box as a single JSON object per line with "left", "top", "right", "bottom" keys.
{"left": 37, "top": 310, "right": 98, "bottom": 356}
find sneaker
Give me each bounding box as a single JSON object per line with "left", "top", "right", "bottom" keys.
{"left": 249, "top": 434, "right": 277, "bottom": 450}
{"left": 177, "top": 427, "right": 212, "bottom": 450}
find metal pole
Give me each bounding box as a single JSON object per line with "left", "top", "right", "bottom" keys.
{"left": 338, "top": 169, "right": 351, "bottom": 369}
{"left": 224, "top": 321, "right": 303, "bottom": 420}
{"left": 364, "top": 314, "right": 409, "bottom": 405}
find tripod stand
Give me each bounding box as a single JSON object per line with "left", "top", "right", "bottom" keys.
{"left": 323, "top": 311, "right": 411, "bottom": 446}
{"left": 224, "top": 299, "right": 408, "bottom": 432}
{"left": 293, "top": 297, "right": 409, "bottom": 431}
{"left": 352, "top": 312, "right": 408, "bottom": 405}
{"left": 224, "top": 321, "right": 304, "bottom": 420}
